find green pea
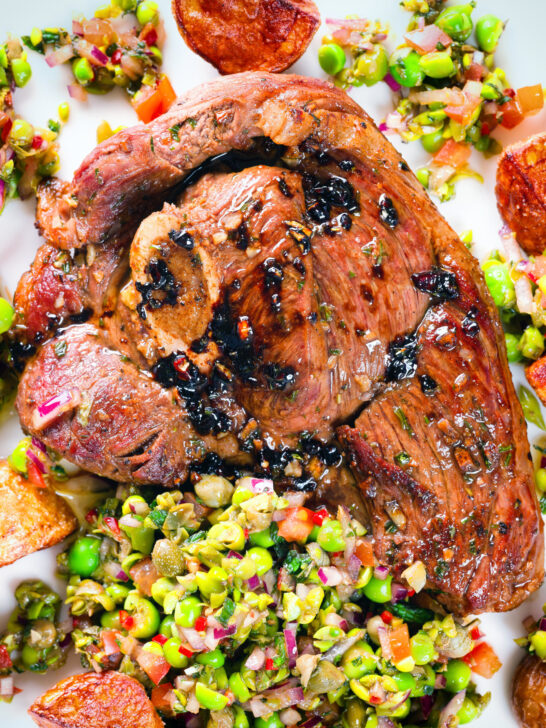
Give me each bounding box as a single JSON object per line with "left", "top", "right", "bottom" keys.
{"left": 68, "top": 536, "right": 101, "bottom": 577}
{"left": 536, "top": 468, "right": 546, "bottom": 493}
{"left": 21, "top": 644, "right": 42, "bottom": 668}
{"left": 421, "top": 129, "right": 445, "bottom": 154}
{"left": 354, "top": 45, "right": 388, "bottom": 87}
{"left": 9, "top": 119, "right": 34, "bottom": 147}
{"left": 196, "top": 648, "right": 225, "bottom": 668}
{"left": 195, "top": 682, "right": 228, "bottom": 711}
{"left": 341, "top": 640, "right": 376, "bottom": 679}
{"left": 136, "top": 0, "right": 159, "bottom": 26}
{"left": 410, "top": 632, "right": 436, "bottom": 665}
{"left": 317, "top": 519, "right": 346, "bottom": 552}
{"left": 416, "top": 167, "right": 430, "bottom": 188}
{"left": 505, "top": 333, "right": 522, "bottom": 363}
{"left": 444, "top": 659, "right": 471, "bottom": 693}
{"left": 246, "top": 546, "right": 273, "bottom": 576}
{"left": 208, "top": 522, "right": 246, "bottom": 551}
{"left": 481, "top": 260, "right": 515, "bottom": 308}
{"left": 389, "top": 48, "right": 425, "bottom": 88}
{"left": 121, "top": 520, "right": 155, "bottom": 554}
{"left": 435, "top": 6, "right": 474, "bottom": 42}
{"left": 123, "top": 593, "right": 160, "bottom": 639}
{"left": 318, "top": 43, "right": 346, "bottom": 76}
{"left": 8, "top": 436, "right": 31, "bottom": 474}
{"left": 100, "top": 610, "right": 121, "bottom": 629}
{"left": 362, "top": 574, "right": 392, "bottom": 603}
{"left": 519, "top": 326, "right": 544, "bottom": 360}
{"left": 419, "top": 51, "right": 455, "bottom": 79}
{"left": 530, "top": 630, "right": 546, "bottom": 659}
{"left": 249, "top": 526, "right": 274, "bottom": 548}
{"left": 476, "top": 15, "right": 504, "bottom": 53}
{"left": 457, "top": 697, "right": 480, "bottom": 724}
{"left": 163, "top": 637, "right": 189, "bottom": 668}
{"left": 0, "top": 297, "right": 14, "bottom": 333}
{"left": 234, "top": 706, "right": 250, "bottom": 728}
{"left": 255, "top": 713, "right": 284, "bottom": 728}
{"left": 72, "top": 57, "right": 94, "bottom": 84}
{"left": 174, "top": 595, "right": 201, "bottom": 628}
{"left": 229, "top": 672, "right": 251, "bottom": 702}
{"left": 11, "top": 58, "right": 32, "bottom": 87}
{"left": 392, "top": 671, "right": 416, "bottom": 693}
{"left": 159, "top": 615, "right": 176, "bottom": 637}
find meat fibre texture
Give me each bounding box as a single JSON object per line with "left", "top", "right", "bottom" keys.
{"left": 0, "top": 459, "right": 76, "bottom": 567}
{"left": 14, "top": 73, "right": 544, "bottom": 614}
{"left": 496, "top": 131, "right": 546, "bottom": 255}
{"left": 512, "top": 653, "right": 546, "bottom": 728}
{"left": 29, "top": 671, "right": 164, "bottom": 728}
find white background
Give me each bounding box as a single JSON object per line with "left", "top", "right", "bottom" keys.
{"left": 0, "top": 0, "right": 545, "bottom": 725}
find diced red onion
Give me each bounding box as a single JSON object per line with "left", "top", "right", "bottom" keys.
{"left": 299, "top": 717, "right": 320, "bottom": 728}
{"left": 119, "top": 513, "right": 142, "bottom": 529}
{"left": 103, "top": 560, "right": 128, "bottom": 581}
{"left": 384, "top": 73, "right": 402, "bottom": 92}
{"left": 31, "top": 437, "right": 47, "bottom": 453}
{"left": 0, "top": 677, "right": 14, "bottom": 696}
{"left": 227, "top": 550, "right": 243, "bottom": 560}
{"left": 245, "top": 646, "right": 266, "bottom": 670}
{"left": 500, "top": 229, "right": 524, "bottom": 264}
{"left": 523, "top": 615, "right": 537, "bottom": 632}
{"left": 317, "top": 566, "right": 342, "bottom": 586}
{"left": 325, "top": 18, "right": 370, "bottom": 30}
{"left": 369, "top": 679, "right": 386, "bottom": 705}
{"left": 377, "top": 719, "right": 396, "bottom": 728}
{"left": 272, "top": 510, "right": 287, "bottom": 522}
{"left": 347, "top": 553, "right": 361, "bottom": 581}
{"left": 280, "top": 708, "right": 300, "bottom": 726}
{"left": 45, "top": 44, "right": 75, "bottom": 67}
{"left": 129, "top": 499, "right": 148, "bottom": 515}
{"left": 247, "top": 698, "right": 272, "bottom": 718}
{"left": 262, "top": 569, "right": 276, "bottom": 595}
{"left": 515, "top": 276, "right": 534, "bottom": 314}
{"left": 213, "top": 624, "right": 236, "bottom": 639}
{"left": 180, "top": 628, "right": 206, "bottom": 651}
{"left": 284, "top": 627, "right": 298, "bottom": 668}
{"left": 68, "top": 83, "right": 88, "bottom": 101}
{"left": 324, "top": 613, "right": 347, "bottom": 630}
{"left": 285, "top": 491, "right": 306, "bottom": 507}
{"left": 246, "top": 574, "right": 260, "bottom": 591}
{"left": 241, "top": 476, "right": 274, "bottom": 494}
{"left": 374, "top": 565, "right": 390, "bottom": 581}
{"left": 32, "top": 389, "right": 81, "bottom": 430}
{"left": 390, "top": 582, "right": 409, "bottom": 603}
{"left": 420, "top": 694, "right": 435, "bottom": 720}
{"left": 90, "top": 45, "right": 109, "bottom": 66}
{"left": 435, "top": 673, "right": 447, "bottom": 689}
{"left": 377, "top": 624, "right": 393, "bottom": 662}
{"left": 72, "top": 20, "right": 84, "bottom": 36}
{"left": 439, "top": 691, "right": 466, "bottom": 728}
{"left": 26, "top": 448, "right": 46, "bottom": 474}
{"left": 378, "top": 122, "right": 388, "bottom": 133}
{"left": 323, "top": 629, "right": 366, "bottom": 663}
{"left": 539, "top": 617, "right": 546, "bottom": 631}
{"left": 0, "top": 180, "right": 5, "bottom": 211}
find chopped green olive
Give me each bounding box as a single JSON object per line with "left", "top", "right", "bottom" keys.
{"left": 389, "top": 48, "right": 425, "bottom": 88}
{"left": 195, "top": 682, "right": 228, "bottom": 711}
{"left": 354, "top": 45, "right": 388, "bottom": 86}
{"left": 435, "top": 6, "right": 474, "bottom": 42}
{"left": 475, "top": 15, "right": 504, "bottom": 53}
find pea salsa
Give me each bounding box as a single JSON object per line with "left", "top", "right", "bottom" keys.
{"left": 1, "top": 472, "right": 496, "bottom": 725}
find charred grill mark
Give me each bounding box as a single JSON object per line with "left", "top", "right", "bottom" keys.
{"left": 411, "top": 267, "right": 460, "bottom": 300}
{"left": 135, "top": 258, "right": 179, "bottom": 320}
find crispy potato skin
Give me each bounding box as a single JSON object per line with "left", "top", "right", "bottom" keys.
{"left": 29, "top": 671, "right": 164, "bottom": 728}
{"left": 0, "top": 459, "right": 76, "bottom": 567}
{"left": 171, "top": 0, "right": 320, "bottom": 74}
{"left": 496, "top": 132, "right": 546, "bottom": 255}
{"left": 526, "top": 356, "right": 546, "bottom": 406}
{"left": 512, "top": 653, "right": 546, "bottom": 728}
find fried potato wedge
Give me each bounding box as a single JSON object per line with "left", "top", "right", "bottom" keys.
{"left": 496, "top": 132, "right": 546, "bottom": 255}
{"left": 526, "top": 356, "right": 546, "bottom": 406}
{"left": 171, "top": 0, "right": 320, "bottom": 74}
{"left": 512, "top": 653, "right": 546, "bottom": 728}
{"left": 0, "top": 459, "right": 76, "bottom": 567}
{"left": 29, "top": 671, "right": 164, "bottom": 728}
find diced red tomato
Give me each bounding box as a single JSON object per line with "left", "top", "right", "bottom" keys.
{"left": 130, "top": 557, "right": 160, "bottom": 597}
{"left": 516, "top": 84, "right": 544, "bottom": 116}
{"left": 85, "top": 508, "right": 98, "bottom": 523}
{"left": 389, "top": 623, "right": 411, "bottom": 664}
{"left": 277, "top": 507, "right": 314, "bottom": 543}
{"left": 103, "top": 516, "right": 121, "bottom": 536}
{"left": 465, "top": 63, "right": 486, "bottom": 82}
{"left": 136, "top": 649, "right": 171, "bottom": 685}
{"left": 119, "top": 610, "right": 135, "bottom": 631}
{"left": 132, "top": 74, "right": 176, "bottom": 123}
{"left": 444, "top": 85, "right": 482, "bottom": 126}
{"left": 265, "top": 657, "right": 275, "bottom": 671}
{"left": 194, "top": 616, "right": 207, "bottom": 632}
{"left": 152, "top": 634, "right": 168, "bottom": 645}
{"left": 470, "top": 626, "right": 482, "bottom": 641}
{"left": 151, "top": 683, "right": 175, "bottom": 712}
{"left": 101, "top": 629, "right": 122, "bottom": 656}
{"left": 499, "top": 98, "right": 525, "bottom": 129}
{"left": 354, "top": 539, "right": 376, "bottom": 567}
{"left": 179, "top": 644, "right": 194, "bottom": 658}
{"left": 312, "top": 508, "right": 330, "bottom": 526}
{"left": 0, "top": 645, "right": 13, "bottom": 669}
{"left": 380, "top": 610, "right": 392, "bottom": 624}
{"left": 111, "top": 49, "right": 122, "bottom": 65}
{"left": 463, "top": 641, "right": 502, "bottom": 678}
{"left": 0, "top": 117, "right": 12, "bottom": 143}
{"left": 433, "top": 139, "right": 471, "bottom": 169}
{"left": 27, "top": 459, "right": 48, "bottom": 488}
{"left": 404, "top": 24, "right": 452, "bottom": 54}
{"left": 31, "top": 135, "right": 43, "bottom": 150}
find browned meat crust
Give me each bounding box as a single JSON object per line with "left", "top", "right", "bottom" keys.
{"left": 171, "top": 0, "right": 320, "bottom": 75}
{"left": 0, "top": 459, "right": 76, "bottom": 567}
{"left": 29, "top": 671, "right": 164, "bottom": 728}
{"left": 13, "top": 72, "right": 543, "bottom": 614}
{"left": 526, "top": 355, "right": 546, "bottom": 406}
{"left": 512, "top": 654, "right": 546, "bottom": 728}
{"left": 496, "top": 132, "right": 546, "bottom": 255}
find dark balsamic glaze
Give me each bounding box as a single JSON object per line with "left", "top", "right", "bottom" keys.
{"left": 135, "top": 258, "right": 178, "bottom": 320}
{"left": 419, "top": 374, "right": 438, "bottom": 393}
{"left": 385, "top": 334, "right": 419, "bottom": 382}
{"left": 462, "top": 306, "right": 480, "bottom": 337}
{"left": 303, "top": 173, "right": 359, "bottom": 224}
{"left": 301, "top": 437, "right": 342, "bottom": 467}
{"left": 411, "top": 267, "right": 460, "bottom": 300}
{"left": 378, "top": 194, "right": 399, "bottom": 228}
{"left": 169, "top": 229, "right": 194, "bottom": 250}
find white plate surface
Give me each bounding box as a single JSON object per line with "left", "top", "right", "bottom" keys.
{"left": 0, "top": 0, "right": 545, "bottom": 725}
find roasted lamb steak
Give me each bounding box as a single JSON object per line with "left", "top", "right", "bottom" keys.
{"left": 13, "top": 73, "right": 543, "bottom": 614}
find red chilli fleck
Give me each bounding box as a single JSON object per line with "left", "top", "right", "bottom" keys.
{"left": 152, "top": 634, "right": 168, "bottom": 645}
{"left": 195, "top": 616, "right": 207, "bottom": 632}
